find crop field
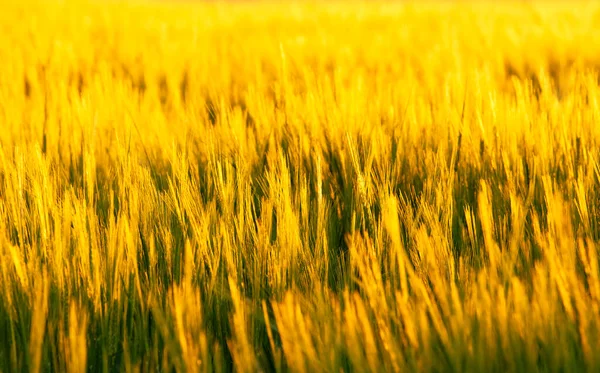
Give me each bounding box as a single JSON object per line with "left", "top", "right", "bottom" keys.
{"left": 2, "top": 0, "right": 600, "bottom": 372}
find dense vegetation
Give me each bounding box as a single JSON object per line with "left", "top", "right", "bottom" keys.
{"left": 2, "top": 1, "right": 600, "bottom": 372}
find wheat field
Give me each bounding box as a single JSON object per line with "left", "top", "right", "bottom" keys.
{"left": 1, "top": 1, "right": 600, "bottom": 372}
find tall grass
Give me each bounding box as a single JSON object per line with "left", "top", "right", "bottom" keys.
{"left": 1, "top": 1, "right": 600, "bottom": 372}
